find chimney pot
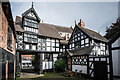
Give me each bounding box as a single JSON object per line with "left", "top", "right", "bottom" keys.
{"left": 78, "top": 19, "right": 85, "bottom": 28}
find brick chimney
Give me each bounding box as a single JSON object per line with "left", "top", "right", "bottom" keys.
{"left": 78, "top": 19, "right": 85, "bottom": 28}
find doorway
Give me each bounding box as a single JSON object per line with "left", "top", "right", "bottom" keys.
{"left": 94, "top": 61, "right": 108, "bottom": 80}
{"left": 67, "top": 57, "right": 71, "bottom": 70}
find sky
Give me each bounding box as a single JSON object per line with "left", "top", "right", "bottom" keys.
{"left": 10, "top": 2, "right": 118, "bottom": 36}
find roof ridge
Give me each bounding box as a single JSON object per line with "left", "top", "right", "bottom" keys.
{"left": 77, "top": 25, "right": 108, "bottom": 42}
{"left": 40, "top": 23, "right": 70, "bottom": 29}
{"left": 79, "top": 25, "right": 99, "bottom": 34}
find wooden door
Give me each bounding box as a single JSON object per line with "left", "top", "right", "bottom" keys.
{"left": 67, "top": 57, "right": 71, "bottom": 70}
{"left": 94, "top": 61, "right": 108, "bottom": 80}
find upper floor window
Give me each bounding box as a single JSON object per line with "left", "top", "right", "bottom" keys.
{"left": 25, "top": 44, "right": 30, "bottom": 49}
{"left": 32, "top": 45, "right": 37, "bottom": 50}
{"left": 24, "top": 21, "right": 38, "bottom": 28}
{"left": 24, "top": 33, "right": 38, "bottom": 43}
{"left": 7, "top": 24, "right": 12, "bottom": 50}
{"left": 25, "top": 18, "right": 38, "bottom": 23}
{"left": 24, "top": 26, "right": 38, "bottom": 33}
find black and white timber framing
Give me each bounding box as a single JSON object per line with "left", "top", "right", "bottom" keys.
{"left": 15, "top": 4, "right": 71, "bottom": 73}
{"left": 15, "top": 3, "right": 112, "bottom": 80}
{"left": 67, "top": 24, "right": 111, "bottom": 80}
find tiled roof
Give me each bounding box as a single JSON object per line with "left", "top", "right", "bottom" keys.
{"left": 54, "top": 25, "right": 73, "bottom": 33}
{"left": 38, "top": 23, "right": 62, "bottom": 39}
{"left": 15, "top": 16, "right": 23, "bottom": 32}
{"left": 77, "top": 25, "right": 108, "bottom": 43}
{"left": 67, "top": 46, "right": 94, "bottom": 56}
{"left": 15, "top": 16, "right": 73, "bottom": 39}
{"left": 15, "top": 24, "right": 23, "bottom": 32}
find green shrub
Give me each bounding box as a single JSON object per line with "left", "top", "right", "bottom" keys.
{"left": 54, "top": 59, "right": 66, "bottom": 72}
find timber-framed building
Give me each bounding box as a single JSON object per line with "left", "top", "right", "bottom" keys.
{"left": 15, "top": 4, "right": 72, "bottom": 73}
{"left": 65, "top": 21, "right": 111, "bottom": 80}
{"left": 15, "top": 3, "right": 113, "bottom": 80}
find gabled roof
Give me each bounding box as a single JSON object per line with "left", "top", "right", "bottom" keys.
{"left": 22, "top": 7, "right": 40, "bottom": 22}
{"left": 15, "top": 16, "right": 22, "bottom": 24}
{"left": 14, "top": 16, "right": 73, "bottom": 39}
{"left": 76, "top": 25, "right": 108, "bottom": 43}
{"left": 67, "top": 46, "right": 94, "bottom": 56}
{"left": 38, "top": 23, "right": 62, "bottom": 39}
{"left": 15, "top": 16, "right": 23, "bottom": 32}
{"left": 15, "top": 24, "right": 23, "bottom": 32}
{"left": 55, "top": 26, "right": 73, "bottom": 33}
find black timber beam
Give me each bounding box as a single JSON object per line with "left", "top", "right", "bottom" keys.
{"left": 108, "top": 43, "right": 113, "bottom": 80}
{"left": 113, "top": 75, "right": 120, "bottom": 79}
{"left": 112, "top": 46, "right": 120, "bottom": 50}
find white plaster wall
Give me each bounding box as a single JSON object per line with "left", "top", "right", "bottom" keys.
{"left": 112, "top": 37, "right": 120, "bottom": 77}
{"left": 91, "top": 43, "right": 106, "bottom": 56}
{"left": 49, "top": 61, "right": 53, "bottom": 69}
{"left": 72, "top": 65, "right": 87, "bottom": 74}
{"left": 43, "top": 61, "right": 48, "bottom": 69}
{"left": 112, "top": 37, "right": 120, "bottom": 47}
{"left": 53, "top": 54, "right": 58, "bottom": 57}
{"left": 118, "top": 38, "right": 120, "bottom": 76}
{"left": 42, "top": 61, "right": 53, "bottom": 70}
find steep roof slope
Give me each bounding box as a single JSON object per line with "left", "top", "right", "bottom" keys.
{"left": 77, "top": 25, "right": 108, "bottom": 42}
{"left": 54, "top": 25, "right": 73, "bottom": 33}
{"left": 14, "top": 16, "right": 23, "bottom": 32}
{"left": 14, "top": 16, "right": 73, "bottom": 39}
{"left": 38, "top": 23, "right": 62, "bottom": 39}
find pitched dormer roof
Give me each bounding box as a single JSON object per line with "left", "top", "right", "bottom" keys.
{"left": 22, "top": 7, "right": 40, "bottom": 22}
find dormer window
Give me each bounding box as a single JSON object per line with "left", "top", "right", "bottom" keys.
{"left": 24, "top": 20, "right": 38, "bottom": 28}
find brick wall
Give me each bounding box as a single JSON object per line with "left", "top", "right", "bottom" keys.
{"left": 0, "top": 2, "right": 16, "bottom": 79}
{"left": 0, "top": 2, "right": 2, "bottom": 47}
{"left": 0, "top": 2, "right": 15, "bottom": 55}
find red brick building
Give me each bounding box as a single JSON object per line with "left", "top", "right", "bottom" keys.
{"left": 0, "top": 1, "right": 16, "bottom": 80}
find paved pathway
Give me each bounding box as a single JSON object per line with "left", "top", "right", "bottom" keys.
{"left": 20, "top": 68, "right": 44, "bottom": 78}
